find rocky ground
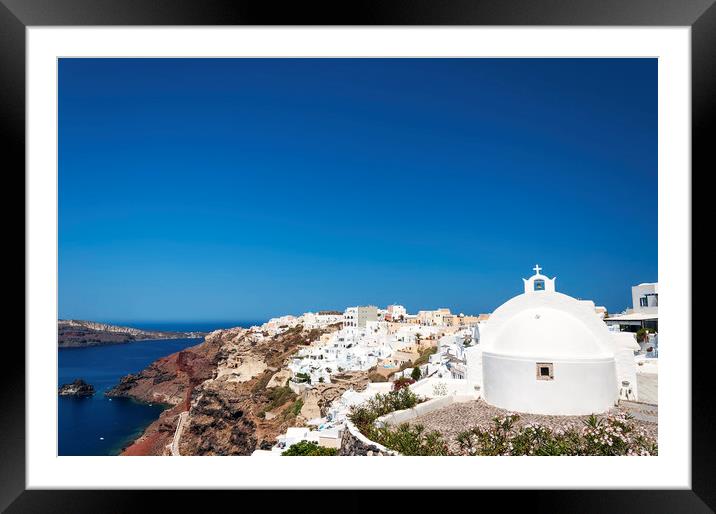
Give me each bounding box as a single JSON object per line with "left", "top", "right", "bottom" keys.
{"left": 109, "top": 324, "right": 369, "bottom": 456}
{"left": 410, "top": 399, "right": 659, "bottom": 455}
{"left": 105, "top": 337, "right": 220, "bottom": 407}
{"left": 107, "top": 335, "right": 225, "bottom": 455}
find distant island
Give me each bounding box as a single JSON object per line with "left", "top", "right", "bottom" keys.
{"left": 58, "top": 319, "right": 207, "bottom": 348}
{"left": 59, "top": 379, "right": 95, "bottom": 397}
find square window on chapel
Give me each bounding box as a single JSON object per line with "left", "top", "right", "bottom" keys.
{"left": 534, "top": 279, "right": 545, "bottom": 291}
{"left": 536, "top": 362, "right": 554, "bottom": 380}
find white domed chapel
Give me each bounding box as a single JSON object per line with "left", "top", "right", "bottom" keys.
{"left": 467, "top": 265, "right": 640, "bottom": 416}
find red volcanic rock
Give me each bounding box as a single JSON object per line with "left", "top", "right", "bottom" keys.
{"left": 106, "top": 338, "right": 222, "bottom": 407}
{"left": 113, "top": 325, "right": 350, "bottom": 456}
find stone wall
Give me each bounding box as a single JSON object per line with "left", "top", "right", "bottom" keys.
{"left": 374, "top": 394, "right": 478, "bottom": 427}
{"left": 338, "top": 421, "right": 394, "bottom": 456}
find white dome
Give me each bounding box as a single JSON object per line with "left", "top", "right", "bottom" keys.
{"left": 491, "top": 307, "right": 611, "bottom": 359}
{"left": 481, "top": 291, "right": 616, "bottom": 361}
{"left": 470, "top": 266, "right": 639, "bottom": 415}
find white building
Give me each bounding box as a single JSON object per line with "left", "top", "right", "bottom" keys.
{"left": 386, "top": 304, "right": 407, "bottom": 321}
{"left": 261, "top": 315, "right": 301, "bottom": 335}
{"left": 632, "top": 283, "right": 658, "bottom": 314}
{"left": 343, "top": 305, "right": 378, "bottom": 328}
{"left": 417, "top": 308, "right": 451, "bottom": 326}
{"left": 467, "top": 265, "right": 640, "bottom": 416}
{"left": 605, "top": 282, "right": 658, "bottom": 333}
{"left": 301, "top": 311, "right": 343, "bottom": 329}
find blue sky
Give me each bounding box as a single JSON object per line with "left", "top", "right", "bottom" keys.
{"left": 59, "top": 58, "right": 657, "bottom": 322}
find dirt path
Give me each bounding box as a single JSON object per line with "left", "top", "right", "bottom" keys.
{"left": 170, "top": 411, "right": 189, "bottom": 456}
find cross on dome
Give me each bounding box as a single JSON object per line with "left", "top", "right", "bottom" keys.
{"left": 523, "top": 264, "right": 556, "bottom": 294}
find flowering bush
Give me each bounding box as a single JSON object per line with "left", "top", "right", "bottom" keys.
{"left": 456, "top": 414, "right": 516, "bottom": 456}
{"left": 580, "top": 413, "right": 657, "bottom": 456}
{"left": 392, "top": 377, "right": 416, "bottom": 391}
{"left": 456, "top": 413, "right": 657, "bottom": 456}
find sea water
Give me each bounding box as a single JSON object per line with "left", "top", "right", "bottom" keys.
{"left": 58, "top": 321, "right": 263, "bottom": 455}
{"left": 58, "top": 338, "right": 203, "bottom": 455}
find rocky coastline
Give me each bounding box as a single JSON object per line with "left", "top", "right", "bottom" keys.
{"left": 58, "top": 319, "right": 206, "bottom": 348}
{"left": 108, "top": 325, "right": 369, "bottom": 456}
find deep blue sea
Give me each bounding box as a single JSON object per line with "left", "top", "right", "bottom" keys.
{"left": 58, "top": 321, "right": 262, "bottom": 456}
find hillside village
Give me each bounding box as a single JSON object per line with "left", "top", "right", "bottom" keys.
{"left": 247, "top": 267, "right": 658, "bottom": 455}
{"left": 105, "top": 266, "right": 658, "bottom": 457}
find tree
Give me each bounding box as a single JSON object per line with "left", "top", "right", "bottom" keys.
{"left": 294, "top": 372, "right": 311, "bottom": 383}
{"left": 282, "top": 441, "right": 337, "bottom": 456}
{"left": 411, "top": 366, "right": 422, "bottom": 381}
{"left": 636, "top": 327, "right": 654, "bottom": 343}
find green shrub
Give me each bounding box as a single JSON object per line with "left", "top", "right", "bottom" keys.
{"left": 282, "top": 441, "right": 337, "bottom": 456}
{"left": 412, "top": 346, "right": 437, "bottom": 367}
{"left": 283, "top": 398, "right": 304, "bottom": 418}
{"left": 411, "top": 366, "right": 422, "bottom": 380}
{"left": 264, "top": 386, "right": 297, "bottom": 412}
{"left": 347, "top": 388, "right": 436, "bottom": 454}
{"left": 368, "top": 388, "right": 421, "bottom": 417}
{"left": 305, "top": 328, "right": 323, "bottom": 342}
{"left": 294, "top": 372, "right": 311, "bottom": 383}
{"left": 348, "top": 405, "right": 377, "bottom": 431}
{"left": 348, "top": 388, "right": 422, "bottom": 432}
{"left": 636, "top": 327, "right": 655, "bottom": 343}
{"left": 370, "top": 423, "right": 448, "bottom": 456}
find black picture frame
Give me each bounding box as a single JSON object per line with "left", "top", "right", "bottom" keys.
{"left": 2, "top": 0, "right": 710, "bottom": 511}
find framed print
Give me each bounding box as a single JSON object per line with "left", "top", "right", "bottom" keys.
{"left": 3, "top": 0, "right": 711, "bottom": 511}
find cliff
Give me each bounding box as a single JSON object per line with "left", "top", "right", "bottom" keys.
{"left": 58, "top": 319, "right": 206, "bottom": 348}
{"left": 111, "top": 325, "right": 369, "bottom": 456}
